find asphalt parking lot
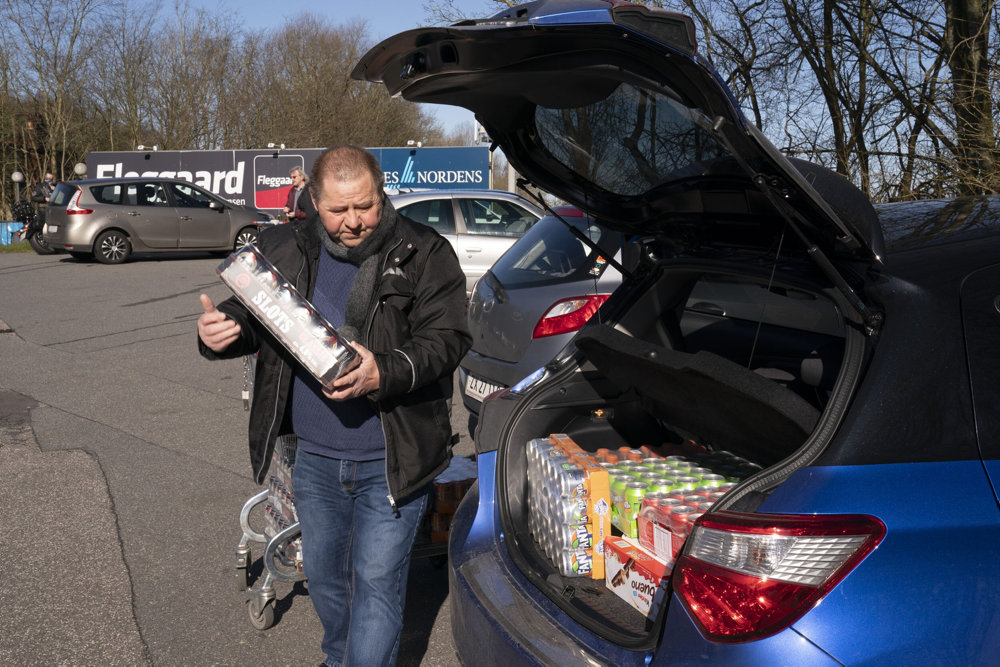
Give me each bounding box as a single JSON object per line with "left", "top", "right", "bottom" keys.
{"left": 0, "top": 251, "right": 472, "bottom": 665}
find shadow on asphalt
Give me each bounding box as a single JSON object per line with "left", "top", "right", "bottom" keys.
{"left": 242, "top": 550, "right": 451, "bottom": 665}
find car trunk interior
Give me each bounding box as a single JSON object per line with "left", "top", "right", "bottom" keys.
{"left": 496, "top": 263, "right": 856, "bottom": 645}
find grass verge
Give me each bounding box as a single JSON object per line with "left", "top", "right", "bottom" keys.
{"left": 0, "top": 240, "right": 33, "bottom": 253}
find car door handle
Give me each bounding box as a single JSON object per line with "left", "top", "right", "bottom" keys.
{"left": 180, "top": 216, "right": 192, "bottom": 221}
{"left": 127, "top": 211, "right": 140, "bottom": 216}
{"left": 465, "top": 247, "right": 482, "bottom": 253}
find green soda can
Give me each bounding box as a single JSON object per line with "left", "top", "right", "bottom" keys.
{"left": 699, "top": 473, "right": 727, "bottom": 487}
{"left": 646, "top": 477, "right": 674, "bottom": 494}
{"left": 673, "top": 475, "right": 701, "bottom": 492}
{"left": 621, "top": 481, "right": 648, "bottom": 538}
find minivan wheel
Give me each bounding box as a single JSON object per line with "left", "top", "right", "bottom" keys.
{"left": 235, "top": 227, "right": 258, "bottom": 251}
{"left": 28, "top": 231, "right": 57, "bottom": 255}
{"left": 95, "top": 230, "right": 131, "bottom": 264}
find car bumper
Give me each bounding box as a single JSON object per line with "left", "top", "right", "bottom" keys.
{"left": 449, "top": 452, "right": 635, "bottom": 665}
{"left": 43, "top": 222, "right": 95, "bottom": 250}
{"left": 449, "top": 456, "right": 843, "bottom": 666}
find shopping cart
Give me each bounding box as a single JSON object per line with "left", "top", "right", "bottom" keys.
{"left": 236, "top": 435, "right": 303, "bottom": 630}
{"left": 235, "top": 434, "right": 476, "bottom": 630}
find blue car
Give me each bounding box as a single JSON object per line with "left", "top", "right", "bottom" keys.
{"left": 355, "top": 1, "right": 1000, "bottom": 664}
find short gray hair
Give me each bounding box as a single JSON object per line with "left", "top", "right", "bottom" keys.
{"left": 310, "top": 145, "right": 383, "bottom": 199}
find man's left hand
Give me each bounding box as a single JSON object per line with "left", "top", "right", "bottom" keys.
{"left": 322, "top": 341, "right": 380, "bottom": 401}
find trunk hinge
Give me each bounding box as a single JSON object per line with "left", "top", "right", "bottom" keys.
{"left": 755, "top": 175, "right": 882, "bottom": 336}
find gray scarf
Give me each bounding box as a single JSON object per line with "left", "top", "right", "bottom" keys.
{"left": 315, "top": 194, "right": 399, "bottom": 342}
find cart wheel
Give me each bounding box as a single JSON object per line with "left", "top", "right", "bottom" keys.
{"left": 248, "top": 600, "right": 275, "bottom": 630}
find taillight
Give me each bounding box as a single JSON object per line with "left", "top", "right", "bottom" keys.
{"left": 531, "top": 294, "right": 609, "bottom": 339}
{"left": 66, "top": 189, "right": 92, "bottom": 215}
{"left": 674, "top": 510, "right": 885, "bottom": 643}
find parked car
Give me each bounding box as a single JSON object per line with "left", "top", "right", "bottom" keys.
{"left": 390, "top": 188, "right": 544, "bottom": 294}
{"left": 461, "top": 208, "right": 625, "bottom": 417}
{"left": 355, "top": 2, "right": 1000, "bottom": 665}
{"left": 43, "top": 177, "right": 272, "bottom": 264}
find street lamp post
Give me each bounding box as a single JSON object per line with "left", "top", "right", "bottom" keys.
{"left": 11, "top": 171, "right": 25, "bottom": 203}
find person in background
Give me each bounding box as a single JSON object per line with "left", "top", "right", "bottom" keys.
{"left": 197, "top": 144, "right": 471, "bottom": 666}
{"left": 32, "top": 172, "right": 55, "bottom": 205}
{"left": 283, "top": 166, "right": 315, "bottom": 221}
{"left": 31, "top": 171, "right": 55, "bottom": 216}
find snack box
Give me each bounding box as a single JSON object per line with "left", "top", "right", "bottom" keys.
{"left": 548, "top": 434, "right": 612, "bottom": 580}
{"left": 217, "top": 245, "right": 360, "bottom": 389}
{"left": 604, "top": 536, "right": 669, "bottom": 618}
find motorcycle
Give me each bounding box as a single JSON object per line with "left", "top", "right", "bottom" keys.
{"left": 12, "top": 201, "right": 57, "bottom": 255}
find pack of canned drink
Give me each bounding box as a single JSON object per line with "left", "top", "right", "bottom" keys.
{"left": 525, "top": 434, "right": 612, "bottom": 579}
{"left": 217, "top": 245, "right": 360, "bottom": 389}
{"left": 599, "top": 446, "right": 753, "bottom": 543}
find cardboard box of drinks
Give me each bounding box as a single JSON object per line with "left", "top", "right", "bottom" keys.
{"left": 217, "top": 245, "right": 359, "bottom": 389}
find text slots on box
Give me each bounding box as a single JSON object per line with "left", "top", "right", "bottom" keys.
{"left": 217, "top": 245, "right": 360, "bottom": 389}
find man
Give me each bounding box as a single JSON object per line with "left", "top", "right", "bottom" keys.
{"left": 197, "top": 145, "right": 471, "bottom": 666}
{"left": 283, "top": 166, "right": 315, "bottom": 221}
{"left": 31, "top": 171, "right": 55, "bottom": 206}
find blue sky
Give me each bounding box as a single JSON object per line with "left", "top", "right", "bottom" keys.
{"left": 233, "top": 0, "right": 497, "bottom": 139}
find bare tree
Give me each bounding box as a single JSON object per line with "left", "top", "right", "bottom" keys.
{"left": 942, "top": 0, "right": 996, "bottom": 194}
{"left": 1, "top": 0, "right": 110, "bottom": 180}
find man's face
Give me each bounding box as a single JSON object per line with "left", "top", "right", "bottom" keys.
{"left": 313, "top": 172, "right": 382, "bottom": 248}
{"left": 290, "top": 170, "right": 304, "bottom": 187}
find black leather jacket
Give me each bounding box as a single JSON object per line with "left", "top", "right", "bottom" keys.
{"left": 199, "top": 213, "right": 471, "bottom": 505}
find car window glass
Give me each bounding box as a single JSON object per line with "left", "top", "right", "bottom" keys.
{"left": 459, "top": 198, "right": 537, "bottom": 237}
{"left": 50, "top": 184, "right": 75, "bottom": 207}
{"left": 960, "top": 265, "right": 1000, "bottom": 459}
{"left": 126, "top": 182, "right": 169, "bottom": 207}
{"left": 535, "top": 80, "right": 730, "bottom": 196}
{"left": 169, "top": 182, "right": 215, "bottom": 208}
{"left": 397, "top": 199, "right": 456, "bottom": 234}
{"left": 90, "top": 184, "right": 122, "bottom": 204}
{"left": 491, "top": 217, "right": 612, "bottom": 288}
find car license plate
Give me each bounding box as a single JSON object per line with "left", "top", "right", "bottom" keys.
{"left": 46, "top": 224, "right": 57, "bottom": 233}
{"left": 465, "top": 374, "right": 504, "bottom": 402}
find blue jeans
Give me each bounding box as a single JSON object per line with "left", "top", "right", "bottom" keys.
{"left": 292, "top": 450, "right": 428, "bottom": 667}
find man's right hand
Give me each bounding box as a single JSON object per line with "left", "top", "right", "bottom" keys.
{"left": 198, "top": 294, "right": 241, "bottom": 352}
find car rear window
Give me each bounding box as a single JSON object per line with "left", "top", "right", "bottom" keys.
{"left": 50, "top": 183, "right": 77, "bottom": 207}
{"left": 90, "top": 184, "right": 122, "bottom": 204}
{"left": 490, "top": 216, "right": 619, "bottom": 288}
{"left": 457, "top": 198, "right": 537, "bottom": 237}
{"left": 397, "top": 199, "right": 456, "bottom": 234}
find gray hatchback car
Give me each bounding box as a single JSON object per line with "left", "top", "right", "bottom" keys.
{"left": 43, "top": 177, "right": 272, "bottom": 264}
{"left": 461, "top": 208, "right": 625, "bottom": 417}
{"left": 390, "top": 189, "right": 544, "bottom": 295}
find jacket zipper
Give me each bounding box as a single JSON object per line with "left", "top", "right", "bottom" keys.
{"left": 375, "top": 237, "right": 405, "bottom": 511}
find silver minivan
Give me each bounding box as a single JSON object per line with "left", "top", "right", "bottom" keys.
{"left": 44, "top": 177, "right": 272, "bottom": 264}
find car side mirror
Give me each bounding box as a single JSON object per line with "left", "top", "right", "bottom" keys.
{"left": 209, "top": 200, "right": 225, "bottom": 211}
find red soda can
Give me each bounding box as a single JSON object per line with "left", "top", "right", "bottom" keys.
{"left": 683, "top": 493, "right": 708, "bottom": 506}
{"left": 669, "top": 505, "right": 697, "bottom": 560}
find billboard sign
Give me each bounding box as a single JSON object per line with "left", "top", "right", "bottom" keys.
{"left": 86, "top": 146, "right": 491, "bottom": 211}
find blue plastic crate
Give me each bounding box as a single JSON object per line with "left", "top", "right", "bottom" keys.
{"left": 0, "top": 222, "right": 21, "bottom": 245}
